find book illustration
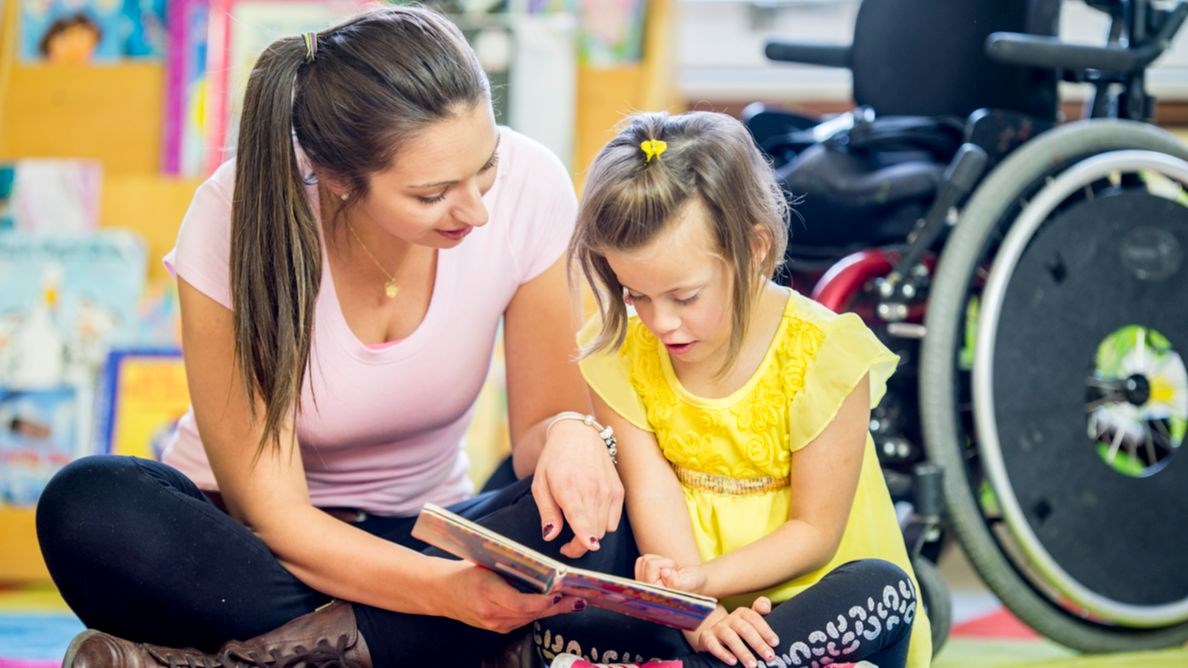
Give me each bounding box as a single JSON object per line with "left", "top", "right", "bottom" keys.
{"left": 19, "top": 0, "right": 167, "bottom": 64}
{"left": 412, "top": 503, "right": 717, "bottom": 631}
{"left": 0, "top": 160, "right": 102, "bottom": 233}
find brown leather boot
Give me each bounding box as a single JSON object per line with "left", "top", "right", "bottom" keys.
{"left": 63, "top": 629, "right": 229, "bottom": 667}
{"left": 63, "top": 601, "right": 371, "bottom": 667}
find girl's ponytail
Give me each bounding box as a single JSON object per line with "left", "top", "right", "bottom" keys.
{"left": 230, "top": 36, "right": 322, "bottom": 458}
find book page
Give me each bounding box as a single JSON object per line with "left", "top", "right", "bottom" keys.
{"left": 560, "top": 569, "right": 717, "bottom": 631}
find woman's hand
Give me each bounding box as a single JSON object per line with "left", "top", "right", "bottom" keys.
{"left": 635, "top": 554, "right": 708, "bottom": 594}
{"left": 433, "top": 559, "right": 582, "bottom": 633}
{"left": 532, "top": 418, "right": 624, "bottom": 559}
{"left": 692, "top": 597, "right": 780, "bottom": 668}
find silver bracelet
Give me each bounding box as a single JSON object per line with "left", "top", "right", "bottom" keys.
{"left": 546, "top": 411, "right": 618, "bottom": 465}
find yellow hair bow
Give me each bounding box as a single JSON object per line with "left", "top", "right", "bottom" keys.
{"left": 640, "top": 139, "right": 667, "bottom": 163}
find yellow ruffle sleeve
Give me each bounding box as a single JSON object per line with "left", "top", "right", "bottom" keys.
{"left": 787, "top": 298, "right": 899, "bottom": 452}
{"left": 576, "top": 314, "right": 653, "bottom": 432}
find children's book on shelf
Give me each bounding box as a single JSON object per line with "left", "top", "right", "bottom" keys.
{"left": 96, "top": 349, "right": 189, "bottom": 461}
{"left": 19, "top": 0, "right": 167, "bottom": 64}
{"left": 0, "top": 231, "right": 147, "bottom": 506}
{"left": 163, "top": 0, "right": 211, "bottom": 176}
{"left": 0, "top": 159, "right": 102, "bottom": 232}
{"left": 412, "top": 502, "right": 718, "bottom": 631}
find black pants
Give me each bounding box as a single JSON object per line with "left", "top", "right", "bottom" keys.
{"left": 36, "top": 455, "right": 633, "bottom": 665}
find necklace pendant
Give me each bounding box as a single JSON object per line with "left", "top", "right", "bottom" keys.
{"left": 384, "top": 280, "right": 399, "bottom": 299}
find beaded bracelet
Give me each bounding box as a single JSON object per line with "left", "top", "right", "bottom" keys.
{"left": 545, "top": 411, "right": 618, "bottom": 465}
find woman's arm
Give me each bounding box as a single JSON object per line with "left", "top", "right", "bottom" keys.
{"left": 179, "top": 279, "right": 569, "bottom": 631}
{"left": 700, "top": 374, "right": 872, "bottom": 600}
{"left": 502, "top": 257, "right": 624, "bottom": 558}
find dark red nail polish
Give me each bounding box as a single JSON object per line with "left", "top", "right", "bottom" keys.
{"left": 552, "top": 594, "right": 563, "bottom": 604}
{"left": 542, "top": 523, "right": 555, "bottom": 538}
{"left": 588, "top": 536, "right": 598, "bottom": 547}
{"left": 574, "top": 599, "right": 587, "bottom": 611}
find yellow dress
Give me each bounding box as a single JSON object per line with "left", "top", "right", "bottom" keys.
{"left": 579, "top": 289, "right": 932, "bottom": 668}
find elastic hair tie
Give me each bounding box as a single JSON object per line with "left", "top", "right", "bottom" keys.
{"left": 640, "top": 139, "right": 667, "bottom": 163}
{"left": 303, "top": 31, "right": 319, "bottom": 62}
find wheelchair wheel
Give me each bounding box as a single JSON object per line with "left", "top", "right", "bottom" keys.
{"left": 920, "top": 119, "right": 1188, "bottom": 651}
{"left": 912, "top": 555, "right": 952, "bottom": 656}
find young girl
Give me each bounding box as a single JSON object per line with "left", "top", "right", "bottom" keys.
{"left": 542, "top": 111, "right": 931, "bottom": 668}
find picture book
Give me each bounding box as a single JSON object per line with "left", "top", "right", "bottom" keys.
{"left": 412, "top": 502, "right": 718, "bottom": 631}
{"left": 19, "top": 0, "right": 167, "bottom": 64}
{"left": 0, "top": 159, "right": 102, "bottom": 232}
{"left": 163, "top": 0, "right": 210, "bottom": 176}
{"left": 95, "top": 349, "right": 189, "bottom": 460}
{"left": 0, "top": 231, "right": 147, "bottom": 506}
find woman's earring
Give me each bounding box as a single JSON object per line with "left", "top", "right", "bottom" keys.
{"left": 340, "top": 192, "right": 349, "bottom": 201}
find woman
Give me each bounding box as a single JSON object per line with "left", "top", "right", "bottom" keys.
{"left": 36, "top": 6, "right": 622, "bottom": 666}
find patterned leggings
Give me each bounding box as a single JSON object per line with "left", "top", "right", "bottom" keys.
{"left": 535, "top": 558, "right": 917, "bottom": 668}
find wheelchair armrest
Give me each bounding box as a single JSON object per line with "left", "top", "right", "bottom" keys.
{"left": 764, "top": 39, "right": 851, "bottom": 68}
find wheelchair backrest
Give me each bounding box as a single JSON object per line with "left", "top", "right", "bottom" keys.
{"left": 851, "top": 0, "right": 1060, "bottom": 120}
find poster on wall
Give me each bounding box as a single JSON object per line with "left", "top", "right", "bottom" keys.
{"left": 18, "top": 0, "right": 167, "bottom": 64}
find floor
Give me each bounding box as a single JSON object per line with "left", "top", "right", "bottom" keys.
{"left": 930, "top": 545, "right": 1187, "bottom": 667}
{"left": 1, "top": 542, "right": 1185, "bottom": 666}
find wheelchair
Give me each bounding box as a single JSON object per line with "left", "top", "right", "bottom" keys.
{"left": 746, "top": 0, "right": 1188, "bottom": 654}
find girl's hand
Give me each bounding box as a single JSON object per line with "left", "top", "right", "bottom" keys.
{"left": 693, "top": 597, "right": 780, "bottom": 668}
{"left": 532, "top": 418, "right": 624, "bottom": 559}
{"left": 435, "top": 559, "right": 582, "bottom": 633}
{"left": 635, "top": 554, "right": 708, "bottom": 594}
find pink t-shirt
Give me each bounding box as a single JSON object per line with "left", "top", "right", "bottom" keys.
{"left": 161, "top": 128, "right": 576, "bottom": 516}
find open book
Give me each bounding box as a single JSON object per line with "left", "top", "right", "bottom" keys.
{"left": 412, "top": 503, "right": 718, "bottom": 631}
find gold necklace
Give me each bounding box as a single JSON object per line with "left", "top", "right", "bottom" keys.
{"left": 345, "top": 222, "right": 400, "bottom": 299}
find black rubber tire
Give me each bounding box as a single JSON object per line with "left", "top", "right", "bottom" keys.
{"left": 919, "top": 119, "right": 1188, "bottom": 651}
{"left": 913, "top": 555, "right": 952, "bottom": 657}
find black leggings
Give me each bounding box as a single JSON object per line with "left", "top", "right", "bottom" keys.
{"left": 35, "top": 455, "right": 632, "bottom": 665}
{"left": 535, "top": 559, "right": 916, "bottom": 668}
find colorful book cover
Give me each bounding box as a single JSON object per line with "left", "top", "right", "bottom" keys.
{"left": 412, "top": 502, "right": 718, "bottom": 630}
{"left": 0, "top": 159, "right": 102, "bottom": 233}
{"left": 162, "top": 0, "right": 210, "bottom": 176}
{"left": 19, "top": 0, "right": 167, "bottom": 64}
{"left": 95, "top": 349, "right": 189, "bottom": 460}
{"left": 0, "top": 231, "right": 147, "bottom": 506}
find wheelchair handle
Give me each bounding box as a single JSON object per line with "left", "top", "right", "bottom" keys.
{"left": 986, "top": 1, "right": 1188, "bottom": 74}
{"left": 763, "top": 39, "right": 851, "bottom": 68}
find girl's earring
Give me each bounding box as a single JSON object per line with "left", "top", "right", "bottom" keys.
{"left": 340, "top": 192, "right": 349, "bottom": 201}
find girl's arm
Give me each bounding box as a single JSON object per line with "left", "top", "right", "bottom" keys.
{"left": 700, "top": 374, "right": 872, "bottom": 600}
{"left": 502, "top": 256, "right": 624, "bottom": 559}
{"left": 591, "top": 392, "right": 702, "bottom": 567}
{"left": 179, "top": 279, "right": 570, "bottom": 632}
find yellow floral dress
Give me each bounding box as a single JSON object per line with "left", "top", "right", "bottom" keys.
{"left": 579, "top": 289, "right": 932, "bottom": 668}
